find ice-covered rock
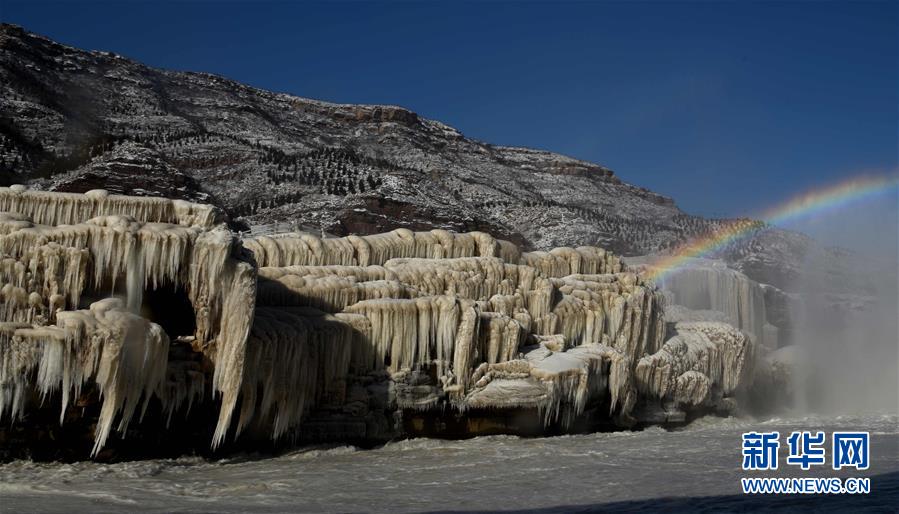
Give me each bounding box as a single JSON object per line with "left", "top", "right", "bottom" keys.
{"left": 635, "top": 321, "right": 754, "bottom": 410}
{"left": 0, "top": 189, "right": 771, "bottom": 459}
{"left": 0, "top": 190, "right": 254, "bottom": 451}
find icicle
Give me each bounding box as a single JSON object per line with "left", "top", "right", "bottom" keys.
{"left": 244, "top": 229, "right": 514, "bottom": 268}
{"left": 0, "top": 186, "right": 222, "bottom": 228}
{"left": 236, "top": 307, "right": 353, "bottom": 441}
{"left": 0, "top": 299, "right": 169, "bottom": 455}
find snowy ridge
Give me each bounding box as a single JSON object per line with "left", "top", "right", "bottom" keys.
{"left": 0, "top": 23, "right": 817, "bottom": 291}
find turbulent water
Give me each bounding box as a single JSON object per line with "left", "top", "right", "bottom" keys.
{"left": 1, "top": 414, "right": 896, "bottom": 512}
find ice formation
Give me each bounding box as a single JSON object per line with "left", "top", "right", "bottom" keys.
{"left": 0, "top": 186, "right": 254, "bottom": 453}
{"left": 0, "top": 187, "right": 222, "bottom": 228}
{"left": 635, "top": 321, "right": 754, "bottom": 409}
{"left": 0, "top": 187, "right": 769, "bottom": 457}
{"left": 631, "top": 257, "right": 778, "bottom": 350}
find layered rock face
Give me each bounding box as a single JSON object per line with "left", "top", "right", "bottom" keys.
{"left": 1, "top": 188, "right": 764, "bottom": 459}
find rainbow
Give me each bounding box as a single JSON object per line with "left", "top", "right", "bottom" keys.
{"left": 643, "top": 173, "right": 899, "bottom": 282}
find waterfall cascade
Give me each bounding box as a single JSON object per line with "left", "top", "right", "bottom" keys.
{"left": 629, "top": 257, "right": 785, "bottom": 350}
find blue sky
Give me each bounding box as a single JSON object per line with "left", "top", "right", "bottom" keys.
{"left": 3, "top": 1, "right": 897, "bottom": 220}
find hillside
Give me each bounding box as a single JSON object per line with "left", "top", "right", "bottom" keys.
{"left": 0, "top": 23, "right": 812, "bottom": 289}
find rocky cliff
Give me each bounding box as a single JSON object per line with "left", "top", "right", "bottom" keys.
{"left": 0, "top": 23, "right": 816, "bottom": 291}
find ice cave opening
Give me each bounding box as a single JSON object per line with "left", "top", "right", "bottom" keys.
{"left": 139, "top": 283, "right": 197, "bottom": 340}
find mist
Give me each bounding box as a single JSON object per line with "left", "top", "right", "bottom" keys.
{"left": 786, "top": 192, "right": 899, "bottom": 415}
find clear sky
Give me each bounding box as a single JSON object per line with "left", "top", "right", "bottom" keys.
{"left": 2, "top": 1, "right": 897, "bottom": 220}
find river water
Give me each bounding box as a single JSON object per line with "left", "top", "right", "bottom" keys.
{"left": 0, "top": 413, "right": 896, "bottom": 512}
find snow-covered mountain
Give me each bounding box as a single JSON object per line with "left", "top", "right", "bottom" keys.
{"left": 0, "top": 23, "right": 820, "bottom": 290}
